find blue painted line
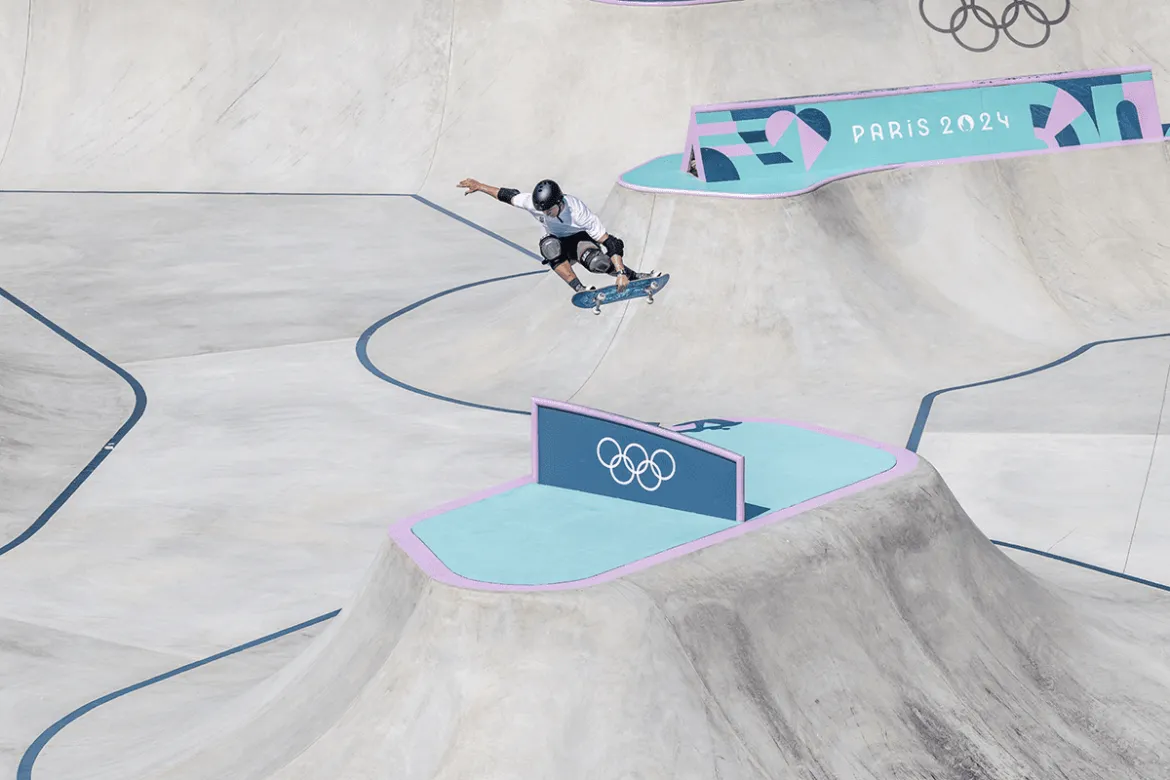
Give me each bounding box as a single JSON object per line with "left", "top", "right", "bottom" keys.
{"left": 355, "top": 270, "right": 545, "bottom": 416}
{"left": 905, "top": 332, "right": 1170, "bottom": 452}
{"left": 0, "top": 189, "right": 413, "bottom": 197}
{"left": 17, "top": 608, "right": 340, "bottom": 780}
{"left": 354, "top": 194, "right": 547, "bottom": 415}
{"left": 906, "top": 332, "right": 1170, "bottom": 591}
{"left": 410, "top": 195, "right": 543, "bottom": 261}
{"left": 991, "top": 540, "right": 1170, "bottom": 592}
{"left": 0, "top": 286, "right": 148, "bottom": 557}
{"left": 13, "top": 194, "right": 547, "bottom": 770}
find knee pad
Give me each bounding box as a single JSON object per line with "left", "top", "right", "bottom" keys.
{"left": 580, "top": 246, "right": 612, "bottom": 274}
{"left": 539, "top": 235, "right": 562, "bottom": 263}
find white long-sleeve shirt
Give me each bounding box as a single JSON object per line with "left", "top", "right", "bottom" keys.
{"left": 506, "top": 191, "right": 607, "bottom": 241}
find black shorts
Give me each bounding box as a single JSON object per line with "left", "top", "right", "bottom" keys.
{"left": 540, "top": 231, "right": 596, "bottom": 267}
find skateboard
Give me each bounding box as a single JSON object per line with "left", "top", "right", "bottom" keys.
{"left": 571, "top": 273, "right": 671, "bottom": 315}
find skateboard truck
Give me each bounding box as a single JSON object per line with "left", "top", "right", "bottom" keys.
{"left": 593, "top": 292, "right": 606, "bottom": 315}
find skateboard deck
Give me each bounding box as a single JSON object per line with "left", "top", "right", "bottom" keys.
{"left": 571, "top": 273, "right": 670, "bottom": 314}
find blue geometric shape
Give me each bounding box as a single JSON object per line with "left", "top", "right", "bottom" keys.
{"left": 797, "top": 107, "right": 832, "bottom": 141}
{"left": 1043, "top": 76, "right": 1122, "bottom": 129}
{"left": 730, "top": 105, "right": 794, "bottom": 122}
{"left": 1163, "top": 123, "right": 1170, "bottom": 137}
{"left": 1031, "top": 104, "right": 1051, "bottom": 129}
{"left": 738, "top": 129, "right": 769, "bottom": 144}
{"left": 535, "top": 404, "right": 741, "bottom": 520}
{"left": 1054, "top": 125, "right": 1081, "bottom": 147}
{"left": 757, "top": 152, "right": 792, "bottom": 165}
{"left": 1116, "top": 101, "right": 1142, "bottom": 141}
{"left": 699, "top": 147, "right": 741, "bottom": 182}
{"left": 674, "top": 419, "right": 744, "bottom": 432}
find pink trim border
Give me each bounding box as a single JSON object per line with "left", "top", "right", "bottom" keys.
{"left": 386, "top": 417, "right": 919, "bottom": 592}
{"left": 688, "top": 65, "right": 1153, "bottom": 114}
{"left": 648, "top": 65, "right": 1164, "bottom": 197}
{"left": 619, "top": 136, "right": 1167, "bottom": 200}
{"left": 530, "top": 396, "right": 746, "bottom": 522}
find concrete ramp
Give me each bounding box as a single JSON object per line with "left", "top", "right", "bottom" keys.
{"left": 380, "top": 141, "right": 1170, "bottom": 441}
{"left": 0, "top": 0, "right": 452, "bottom": 191}
{"left": 73, "top": 459, "right": 1170, "bottom": 780}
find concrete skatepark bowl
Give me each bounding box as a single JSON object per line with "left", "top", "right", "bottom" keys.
{"left": 3, "top": 1, "right": 1170, "bottom": 778}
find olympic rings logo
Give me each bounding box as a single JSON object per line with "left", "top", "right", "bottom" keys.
{"left": 919, "top": 0, "right": 1070, "bottom": 52}
{"left": 596, "top": 437, "right": 677, "bottom": 492}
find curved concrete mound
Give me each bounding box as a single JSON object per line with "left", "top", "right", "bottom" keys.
{"left": 111, "top": 457, "right": 1170, "bottom": 780}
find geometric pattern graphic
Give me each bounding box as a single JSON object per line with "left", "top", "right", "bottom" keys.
{"left": 665, "top": 67, "right": 1164, "bottom": 196}
{"left": 532, "top": 397, "right": 746, "bottom": 522}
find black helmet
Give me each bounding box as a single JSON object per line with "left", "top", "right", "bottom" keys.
{"left": 532, "top": 179, "right": 563, "bottom": 211}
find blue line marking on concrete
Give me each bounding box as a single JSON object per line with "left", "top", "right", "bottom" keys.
{"left": 17, "top": 609, "right": 340, "bottom": 780}
{"left": 0, "top": 286, "right": 148, "bottom": 557}
{"left": 410, "top": 195, "right": 543, "bottom": 261}
{"left": 990, "top": 540, "right": 1170, "bottom": 593}
{"left": 355, "top": 271, "right": 544, "bottom": 416}
{"left": 12, "top": 194, "right": 548, "bottom": 773}
{"left": 0, "top": 189, "right": 414, "bottom": 197}
{"left": 906, "top": 333, "right": 1170, "bottom": 452}
{"left": 907, "top": 332, "right": 1170, "bottom": 591}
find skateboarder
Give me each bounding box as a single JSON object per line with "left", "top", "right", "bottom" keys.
{"left": 457, "top": 177, "right": 651, "bottom": 294}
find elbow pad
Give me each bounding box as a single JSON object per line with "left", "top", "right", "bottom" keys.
{"left": 497, "top": 187, "right": 520, "bottom": 204}
{"left": 602, "top": 235, "right": 624, "bottom": 257}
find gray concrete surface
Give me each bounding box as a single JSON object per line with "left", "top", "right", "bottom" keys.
{"left": 98, "top": 463, "right": 1170, "bottom": 780}
{"left": 3, "top": 0, "right": 1170, "bottom": 778}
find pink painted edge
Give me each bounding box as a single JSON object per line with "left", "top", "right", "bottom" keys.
{"left": 712, "top": 144, "right": 757, "bottom": 157}
{"left": 385, "top": 417, "right": 918, "bottom": 592}
{"left": 696, "top": 120, "right": 741, "bottom": 137}
{"left": 387, "top": 474, "right": 536, "bottom": 574}
{"left": 530, "top": 397, "right": 540, "bottom": 480}
{"left": 532, "top": 396, "right": 747, "bottom": 523}
{"left": 687, "top": 65, "right": 1152, "bottom": 115}
{"left": 681, "top": 114, "right": 701, "bottom": 176}
{"left": 1122, "top": 80, "right": 1163, "bottom": 139}
{"left": 617, "top": 136, "right": 1167, "bottom": 200}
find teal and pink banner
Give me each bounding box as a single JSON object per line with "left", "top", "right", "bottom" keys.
{"left": 621, "top": 66, "right": 1165, "bottom": 197}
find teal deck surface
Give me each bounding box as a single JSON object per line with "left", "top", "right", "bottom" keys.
{"left": 410, "top": 422, "right": 898, "bottom": 585}
{"left": 620, "top": 154, "right": 822, "bottom": 196}
{"left": 684, "top": 422, "right": 898, "bottom": 513}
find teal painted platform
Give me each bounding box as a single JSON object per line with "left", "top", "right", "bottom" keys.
{"left": 620, "top": 154, "right": 822, "bottom": 197}
{"left": 408, "top": 421, "right": 899, "bottom": 586}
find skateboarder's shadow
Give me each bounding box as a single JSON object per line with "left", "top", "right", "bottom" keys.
{"left": 653, "top": 419, "right": 771, "bottom": 521}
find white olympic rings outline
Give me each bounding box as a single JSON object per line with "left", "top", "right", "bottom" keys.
{"left": 596, "top": 437, "right": 677, "bottom": 492}
{"left": 919, "top": 0, "right": 1070, "bottom": 52}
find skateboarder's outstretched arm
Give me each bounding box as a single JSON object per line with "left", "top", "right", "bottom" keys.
{"left": 457, "top": 179, "right": 509, "bottom": 201}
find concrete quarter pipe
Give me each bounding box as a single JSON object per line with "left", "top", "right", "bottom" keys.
{"left": 3, "top": 0, "right": 1170, "bottom": 779}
